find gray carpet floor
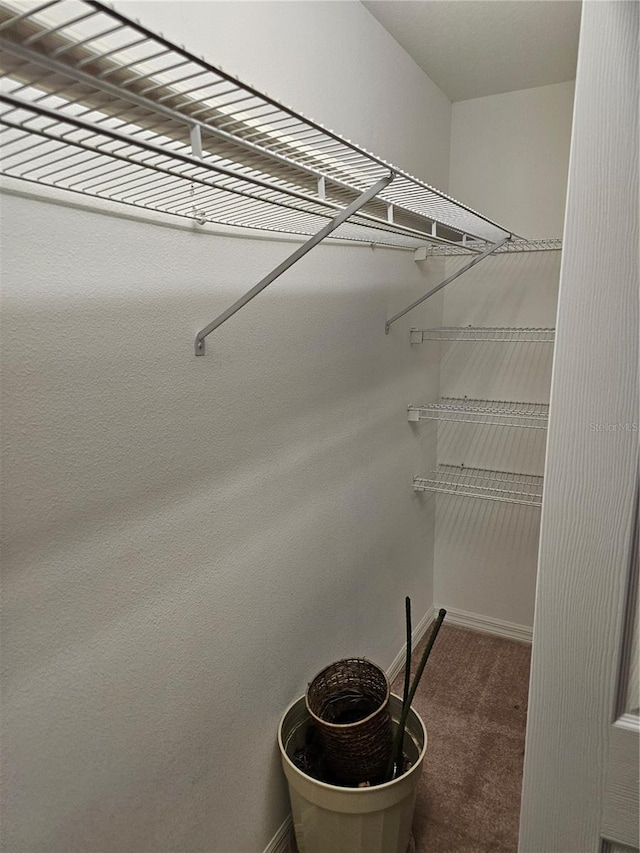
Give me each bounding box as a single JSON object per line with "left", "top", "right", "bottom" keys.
{"left": 392, "top": 624, "right": 531, "bottom": 853}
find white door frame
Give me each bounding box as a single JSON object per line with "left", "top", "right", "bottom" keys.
{"left": 519, "top": 2, "right": 639, "bottom": 851}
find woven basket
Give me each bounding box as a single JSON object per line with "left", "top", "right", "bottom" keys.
{"left": 305, "top": 658, "right": 392, "bottom": 785}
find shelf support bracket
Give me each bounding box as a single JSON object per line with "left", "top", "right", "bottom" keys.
{"left": 384, "top": 235, "right": 511, "bottom": 334}
{"left": 189, "top": 124, "right": 203, "bottom": 159}
{"left": 195, "top": 172, "right": 394, "bottom": 355}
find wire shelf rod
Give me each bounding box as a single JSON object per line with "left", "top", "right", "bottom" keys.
{"left": 140, "top": 68, "right": 216, "bottom": 96}
{"left": 97, "top": 47, "right": 175, "bottom": 80}
{"left": 22, "top": 7, "right": 98, "bottom": 46}
{"left": 140, "top": 62, "right": 205, "bottom": 95}
{"left": 75, "top": 36, "right": 151, "bottom": 70}
{"left": 49, "top": 22, "right": 125, "bottom": 58}
{"left": 0, "top": 0, "right": 58, "bottom": 32}
{"left": 241, "top": 115, "right": 304, "bottom": 138}
{"left": 155, "top": 78, "right": 227, "bottom": 105}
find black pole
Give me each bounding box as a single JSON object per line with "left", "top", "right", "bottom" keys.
{"left": 389, "top": 608, "right": 447, "bottom": 779}
{"left": 402, "top": 597, "right": 412, "bottom": 712}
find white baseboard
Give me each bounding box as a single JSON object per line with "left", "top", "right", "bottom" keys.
{"left": 386, "top": 607, "right": 434, "bottom": 682}
{"left": 263, "top": 607, "right": 434, "bottom": 853}
{"left": 263, "top": 814, "right": 292, "bottom": 853}
{"left": 437, "top": 605, "right": 532, "bottom": 644}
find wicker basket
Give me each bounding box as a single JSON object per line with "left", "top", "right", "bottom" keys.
{"left": 305, "top": 658, "right": 392, "bottom": 785}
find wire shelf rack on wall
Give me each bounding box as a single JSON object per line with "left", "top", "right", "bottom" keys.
{"left": 421, "top": 238, "right": 562, "bottom": 256}
{"left": 410, "top": 327, "right": 556, "bottom": 343}
{"left": 0, "top": 0, "right": 514, "bottom": 251}
{"left": 413, "top": 465, "right": 544, "bottom": 507}
{"left": 407, "top": 398, "right": 549, "bottom": 429}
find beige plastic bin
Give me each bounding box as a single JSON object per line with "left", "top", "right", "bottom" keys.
{"left": 278, "top": 693, "right": 427, "bottom": 853}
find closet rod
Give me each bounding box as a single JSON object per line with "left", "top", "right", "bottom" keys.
{"left": 195, "top": 172, "right": 394, "bottom": 355}
{"left": 384, "top": 236, "right": 510, "bottom": 333}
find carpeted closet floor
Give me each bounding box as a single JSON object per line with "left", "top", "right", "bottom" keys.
{"left": 393, "top": 624, "right": 531, "bottom": 853}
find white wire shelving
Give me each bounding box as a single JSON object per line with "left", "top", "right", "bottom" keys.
{"left": 420, "top": 238, "right": 562, "bottom": 256}
{"left": 0, "top": 0, "right": 514, "bottom": 252}
{"left": 413, "top": 464, "right": 543, "bottom": 507}
{"left": 410, "top": 327, "right": 556, "bottom": 343}
{"left": 407, "top": 398, "right": 549, "bottom": 429}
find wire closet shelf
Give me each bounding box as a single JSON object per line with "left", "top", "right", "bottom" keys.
{"left": 410, "top": 327, "right": 556, "bottom": 343}
{"left": 421, "top": 238, "right": 563, "bottom": 255}
{"left": 0, "top": 0, "right": 514, "bottom": 251}
{"left": 413, "top": 465, "right": 544, "bottom": 507}
{"left": 408, "top": 398, "right": 549, "bottom": 429}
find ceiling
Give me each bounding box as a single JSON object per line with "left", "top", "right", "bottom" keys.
{"left": 362, "top": 1, "right": 581, "bottom": 102}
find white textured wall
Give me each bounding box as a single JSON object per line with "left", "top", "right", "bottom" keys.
{"left": 449, "top": 81, "right": 575, "bottom": 238}
{"left": 0, "top": 3, "right": 450, "bottom": 852}
{"left": 433, "top": 250, "right": 560, "bottom": 629}
{"left": 435, "top": 80, "right": 574, "bottom": 629}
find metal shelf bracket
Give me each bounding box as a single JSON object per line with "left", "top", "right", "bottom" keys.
{"left": 385, "top": 235, "right": 511, "bottom": 333}
{"left": 194, "top": 173, "right": 394, "bottom": 355}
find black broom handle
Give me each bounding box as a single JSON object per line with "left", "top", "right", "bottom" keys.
{"left": 389, "top": 607, "right": 447, "bottom": 779}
